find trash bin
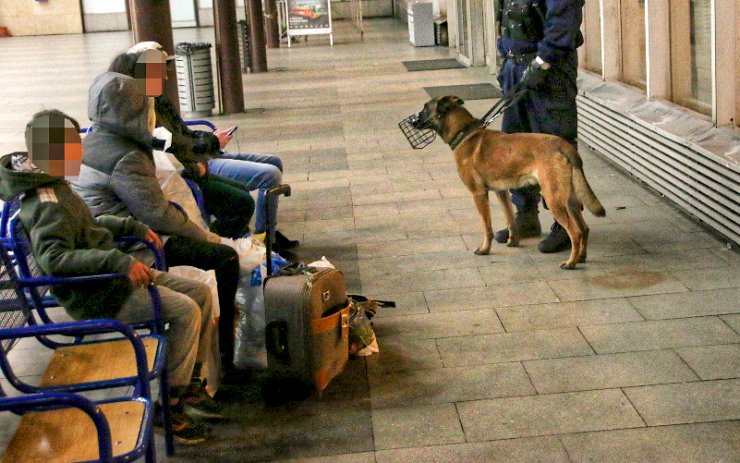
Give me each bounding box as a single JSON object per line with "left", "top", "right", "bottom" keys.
{"left": 175, "top": 42, "right": 215, "bottom": 118}
{"left": 238, "top": 19, "right": 250, "bottom": 72}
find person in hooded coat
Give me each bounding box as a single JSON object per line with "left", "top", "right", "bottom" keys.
{"left": 72, "top": 72, "right": 243, "bottom": 379}
{"left": 0, "top": 109, "right": 222, "bottom": 443}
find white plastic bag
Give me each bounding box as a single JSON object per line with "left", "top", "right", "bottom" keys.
{"left": 233, "top": 266, "right": 268, "bottom": 370}
{"left": 220, "top": 236, "right": 265, "bottom": 274}
{"left": 153, "top": 150, "right": 209, "bottom": 231}
{"left": 166, "top": 265, "right": 221, "bottom": 392}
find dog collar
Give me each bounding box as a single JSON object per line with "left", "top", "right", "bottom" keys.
{"left": 449, "top": 119, "right": 484, "bottom": 150}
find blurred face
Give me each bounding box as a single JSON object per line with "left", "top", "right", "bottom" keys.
{"left": 135, "top": 49, "right": 167, "bottom": 97}
{"left": 28, "top": 115, "right": 82, "bottom": 178}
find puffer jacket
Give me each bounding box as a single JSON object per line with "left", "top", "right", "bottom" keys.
{"left": 73, "top": 72, "right": 211, "bottom": 243}
{"left": 0, "top": 153, "right": 150, "bottom": 320}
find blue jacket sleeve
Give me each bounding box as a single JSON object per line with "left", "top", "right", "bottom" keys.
{"left": 538, "top": 0, "right": 584, "bottom": 63}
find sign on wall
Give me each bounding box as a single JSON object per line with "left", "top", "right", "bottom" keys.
{"left": 286, "top": 0, "right": 333, "bottom": 45}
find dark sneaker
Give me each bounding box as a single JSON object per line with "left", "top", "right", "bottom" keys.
{"left": 274, "top": 230, "right": 299, "bottom": 251}
{"left": 537, "top": 222, "right": 571, "bottom": 253}
{"left": 494, "top": 209, "right": 542, "bottom": 243}
{"left": 154, "top": 401, "right": 210, "bottom": 445}
{"left": 182, "top": 379, "right": 226, "bottom": 421}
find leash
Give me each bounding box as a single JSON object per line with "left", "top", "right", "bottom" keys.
{"left": 448, "top": 83, "right": 528, "bottom": 150}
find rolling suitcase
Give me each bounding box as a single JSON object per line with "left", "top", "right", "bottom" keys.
{"left": 263, "top": 185, "right": 350, "bottom": 394}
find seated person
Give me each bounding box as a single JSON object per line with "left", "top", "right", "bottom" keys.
{"left": 72, "top": 71, "right": 242, "bottom": 379}
{"left": 111, "top": 46, "right": 254, "bottom": 239}
{"left": 113, "top": 42, "right": 299, "bottom": 252}
{"left": 0, "top": 109, "right": 223, "bottom": 444}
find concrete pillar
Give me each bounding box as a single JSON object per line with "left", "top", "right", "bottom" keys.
{"left": 213, "top": 0, "right": 245, "bottom": 114}
{"left": 264, "top": 0, "right": 280, "bottom": 48}
{"left": 128, "top": 0, "right": 179, "bottom": 109}
{"left": 246, "top": 0, "right": 268, "bottom": 72}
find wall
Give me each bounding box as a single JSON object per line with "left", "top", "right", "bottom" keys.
{"left": 0, "top": 0, "right": 83, "bottom": 36}
{"left": 81, "top": 0, "right": 127, "bottom": 32}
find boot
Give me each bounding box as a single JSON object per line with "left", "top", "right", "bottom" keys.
{"left": 494, "top": 209, "right": 541, "bottom": 244}
{"left": 537, "top": 222, "right": 571, "bottom": 253}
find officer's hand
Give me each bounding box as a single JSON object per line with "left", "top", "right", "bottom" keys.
{"left": 521, "top": 58, "right": 548, "bottom": 89}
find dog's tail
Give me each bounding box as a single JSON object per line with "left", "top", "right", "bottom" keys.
{"left": 560, "top": 144, "right": 606, "bottom": 217}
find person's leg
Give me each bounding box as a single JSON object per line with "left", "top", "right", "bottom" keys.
{"left": 216, "top": 152, "right": 283, "bottom": 172}
{"left": 206, "top": 156, "right": 282, "bottom": 241}
{"left": 197, "top": 175, "right": 255, "bottom": 238}
{"left": 163, "top": 236, "right": 240, "bottom": 369}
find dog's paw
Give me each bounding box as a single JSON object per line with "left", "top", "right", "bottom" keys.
{"left": 474, "top": 248, "right": 490, "bottom": 255}
{"left": 560, "top": 261, "right": 576, "bottom": 270}
{"left": 506, "top": 240, "right": 520, "bottom": 248}
{"left": 578, "top": 254, "right": 587, "bottom": 263}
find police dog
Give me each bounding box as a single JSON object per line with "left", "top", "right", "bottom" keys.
{"left": 413, "top": 96, "right": 605, "bottom": 269}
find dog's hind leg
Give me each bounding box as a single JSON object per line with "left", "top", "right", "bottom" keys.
{"left": 494, "top": 190, "right": 519, "bottom": 247}
{"left": 472, "top": 192, "right": 494, "bottom": 255}
{"left": 568, "top": 196, "right": 589, "bottom": 263}
{"left": 547, "top": 197, "right": 582, "bottom": 270}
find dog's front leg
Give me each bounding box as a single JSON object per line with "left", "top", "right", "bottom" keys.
{"left": 472, "top": 192, "right": 493, "bottom": 255}
{"left": 494, "top": 190, "right": 519, "bottom": 247}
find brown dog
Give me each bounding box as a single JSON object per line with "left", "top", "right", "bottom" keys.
{"left": 413, "top": 96, "right": 605, "bottom": 269}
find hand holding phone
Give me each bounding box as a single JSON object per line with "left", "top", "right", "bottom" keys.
{"left": 226, "top": 126, "right": 239, "bottom": 136}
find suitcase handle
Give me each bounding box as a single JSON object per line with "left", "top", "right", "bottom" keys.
{"left": 266, "top": 320, "right": 290, "bottom": 364}
{"left": 265, "top": 184, "right": 292, "bottom": 276}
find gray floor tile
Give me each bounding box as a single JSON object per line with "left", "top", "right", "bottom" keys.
{"left": 369, "top": 291, "right": 428, "bottom": 317}
{"left": 580, "top": 317, "right": 740, "bottom": 353}
{"left": 425, "top": 282, "right": 560, "bottom": 313}
{"left": 360, "top": 267, "right": 485, "bottom": 295}
{"left": 357, "top": 236, "right": 468, "bottom": 259}
{"left": 496, "top": 298, "right": 643, "bottom": 332}
{"left": 720, "top": 313, "right": 740, "bottom": 333}
{"left": 628, "top": 287, "right": 740, "bottom": 319}
{"left": 624, "top": 378, "right": 740, "bottom": 425}
{"left": 548, "top": 271, "right": 689, "bottom": 301}
{"left": 457, "top": 389, "right": 644, "bottom": 441}
{"left": 273, "top": 452, "right": 376, "bottom": 463}
{"left": 366, "top": 338, "right": 443, "bottom": 375}
{"left": 372, "top": 403, "right": 465, "bottom": 450}
{"left": 560, "top": 421, "right": 740, "bottom": 463}
{"left": 372, "top": 309, "right": 503, "bottom": 340}
{"left": 676, "top": 344, "right": 740, "bottom": 380}
{"left": 369, "top": 362, "right": 534, "bottom": 409}
{"left": 524, "top": 350, "right": 698, "bottom": 394}
{"left": 375, "top": 436, "right": 569, "bottom": 463}
{"left": 436, "top": 328, "right": 594, "bottom": 366}
{"left": 669, "top": 264, "right": 740, "bottom": 291}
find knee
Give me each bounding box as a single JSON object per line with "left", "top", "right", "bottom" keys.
{"left": 263, "top": 165, "right": 282, "bottom": 188}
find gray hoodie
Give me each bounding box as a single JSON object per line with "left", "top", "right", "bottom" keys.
{"left": 73, "top": 72, "right": 210, "bottom": 242}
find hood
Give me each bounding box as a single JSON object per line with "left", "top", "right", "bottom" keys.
{"left": 0, "top": 153, "right": 66, "bottom": 201}
{"left": 87, "top": 72, "right": 152, "bottom": 147}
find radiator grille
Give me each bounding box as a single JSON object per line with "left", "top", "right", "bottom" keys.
{"left": 577, "top": 95, "right": 740, "bottom": 245}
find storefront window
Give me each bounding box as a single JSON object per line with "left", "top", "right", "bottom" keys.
{"left": 582, "top": 1, "right": 602, "bottom": 73}
{"left": 620, "top": 0, "right": 646, "bottom": 89}
{"left": 671, "top": 0, "right": 712, "bottom": 114}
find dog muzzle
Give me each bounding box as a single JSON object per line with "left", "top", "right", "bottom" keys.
{"left": 398, "top": 114, "right": 436, "bottom": 149}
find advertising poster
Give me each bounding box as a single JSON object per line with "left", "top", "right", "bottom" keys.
{"left": 287, "top": 0, "right": 331, "bottom": 33}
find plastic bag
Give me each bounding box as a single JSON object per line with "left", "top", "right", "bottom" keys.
{"left": 348, "top": 298, "right": 379, "bottom": 357}
{"left": 234, "top": 266, "right": 267, "bottom": 370}
{"left": 153, "top": 150, "right": 209, "bottom": 231}
{"left": 166, "top": 265, "right": 221, "bottom": 393}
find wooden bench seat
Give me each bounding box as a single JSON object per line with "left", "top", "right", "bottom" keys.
{"left": 40, "top": 336, "right": 160, "bottom": 388}
{"left": 1, "top": 399, "right": 146, "bottom": 463}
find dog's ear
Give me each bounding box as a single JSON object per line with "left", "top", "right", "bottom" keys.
{"left": 437, "top": 96, "right": 465, "bottom": 115}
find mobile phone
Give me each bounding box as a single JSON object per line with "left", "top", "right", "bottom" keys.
{"left": 226, "top": 126, "right": 239, "bottom": 136}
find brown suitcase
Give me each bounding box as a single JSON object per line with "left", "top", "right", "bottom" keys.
{"left": 263, "top": 185, "right": 350, "bottom": 393}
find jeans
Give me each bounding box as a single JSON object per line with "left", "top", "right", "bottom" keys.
{"left": 116, "top": 270, "right": 213, "bottom": 387}
{"left": 207, "top": 152, "right": 283, "bottom": 240}
{"left": 163, "top": 235, "right": 240, "bottom": 367}
{"left": 193, "top": 173, "right": 255, "bottom": 239}
{"left": 499, "top": 51, "right": 579, "bottom": 212}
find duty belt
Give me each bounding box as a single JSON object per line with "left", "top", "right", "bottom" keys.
{"left": 506, "top": 50, "right": 537, "bottom": 66}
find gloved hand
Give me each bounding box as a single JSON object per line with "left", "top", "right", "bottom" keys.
{"left": 520, "top": 57, "right": 549, "bottom": 89}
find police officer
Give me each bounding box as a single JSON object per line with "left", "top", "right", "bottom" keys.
{"left": 495, "top": 0, "right": 585, "bottom": 253}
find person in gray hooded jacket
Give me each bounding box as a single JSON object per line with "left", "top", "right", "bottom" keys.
{"left": 73, "top": 72, "right": 242, "bottom": 377}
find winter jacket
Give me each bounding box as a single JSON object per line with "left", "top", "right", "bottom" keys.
{"left": 155, "top": 96, "right": 220, "bottom": 179}
{"left": 497, "top": 0, "right": 584, "bottom": 63}
{"left": 0, "top": 153, "right": 150, "bottom": 320}
{"left": 73, "top": 72, "right": 211, "bottom": 243}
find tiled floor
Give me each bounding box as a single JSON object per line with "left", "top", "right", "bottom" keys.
{"left": 1, "top": 18, "right": 739, "bottom": 463}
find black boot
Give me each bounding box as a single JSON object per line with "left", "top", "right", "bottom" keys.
{"left": 274, "top": 230, "right": 299, "bottom": 252}
{"left": 537, "top": 222, "right": 571, "bottom": 253}
{"left": 494, "top": 209, "right": 541, "bottom": 243}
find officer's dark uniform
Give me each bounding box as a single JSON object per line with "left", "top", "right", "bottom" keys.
{"left": 496, "top": 0, "right": 585, "bottom": 250}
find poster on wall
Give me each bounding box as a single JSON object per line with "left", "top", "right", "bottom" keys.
{"left": 286, "top": 0, "right": 333, "bottom": 45}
